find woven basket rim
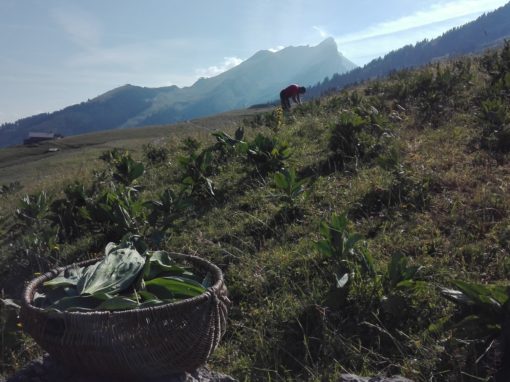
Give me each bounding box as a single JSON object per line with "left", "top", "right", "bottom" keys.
{"left": 22, "top": 251, "right": 225, "bottom": 317}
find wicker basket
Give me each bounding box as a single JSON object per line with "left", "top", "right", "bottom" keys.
{"left": 20, "top": 253, "right": 229, "bottom": 379}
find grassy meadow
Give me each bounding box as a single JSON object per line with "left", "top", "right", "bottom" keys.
{"left": 1, "top": 44, "right": 510, "bottom": 381}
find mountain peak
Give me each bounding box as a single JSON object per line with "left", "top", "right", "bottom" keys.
{"left": 317, "top": 37, "right": 337, "bottom": 48}
{"left": 251, "top": 49, "right": 273, "bottom": 59}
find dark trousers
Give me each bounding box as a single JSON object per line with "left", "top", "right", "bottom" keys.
{"left": 280, "top": 91, "right": 291, "bottom": 110}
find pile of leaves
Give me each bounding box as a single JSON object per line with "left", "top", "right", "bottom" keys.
{"left": 33, "top": 237, "right": 209, "bottom": 312}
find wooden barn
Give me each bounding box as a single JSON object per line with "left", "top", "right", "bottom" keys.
{"left": 23, "top": 132, "right": 62, "bottom": 145}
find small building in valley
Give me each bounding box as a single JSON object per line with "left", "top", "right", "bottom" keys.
{"left": 23, "top": 132, "right": 62, "bottom": 145}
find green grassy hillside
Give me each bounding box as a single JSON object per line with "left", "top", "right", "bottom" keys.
{"left": 1, "top": 44, "right": 509, "bottom": 381}
{"left": 0, "top": 107, "right": 268, "bottom": 190}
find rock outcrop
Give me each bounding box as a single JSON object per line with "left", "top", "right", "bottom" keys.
{"left": 3, "top": 355, "right": 237, "bottom": 382}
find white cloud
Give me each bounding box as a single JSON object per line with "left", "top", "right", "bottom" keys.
{"left": 336, "top": 0, "right": 506, "bottom": 45}
{"left": 51, "top": 6, "right": 102, "bottom": 49}
{"left": 335, "top": 0, "right": 508, "bottom": 65}
{"left": 268, "top": 46, "right": 284, "bottom": 53}
{"left": 313, "top": 25, "right": 329, "bottom": 39}
{"left": 195, "top": 56, "right": 244, "bottom": 78}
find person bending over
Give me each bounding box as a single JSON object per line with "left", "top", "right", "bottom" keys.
{"left": 280, "top": 84, "right": 306, "bottom": 111}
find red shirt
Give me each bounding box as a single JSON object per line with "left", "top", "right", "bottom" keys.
{"left": 281, "top": 84, "right": 300, "bottom": 98}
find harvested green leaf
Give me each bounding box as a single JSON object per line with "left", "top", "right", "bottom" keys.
{"left": 143, "top": 250, "right": 190, "bottom": 280}
{"left": 145, "top": 276, "right": 206, "bottom": 299}
{"left": 137, "top": 290, "right": 160, "bottom": 301}
{"left": 34, "top": 286, "right": 79, "bottom": 308}
{"left": 139, "top": 298, "right": 167, "bottom": 307}
{"left": 43, "top": 265, "right": 84, "bottom": 289}
{"left": 77, "top": 246, "right": 145, "bottom": 295}
{"left": 96, "top": 296, "right": 140, "bottom": 311}
{"left": 46, "top": 293, "right": 112, "bottom": 312}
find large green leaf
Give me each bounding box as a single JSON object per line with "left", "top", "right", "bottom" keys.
{"left": 34, "top": 286, "right": 78, "bottom": 308}
{"left": 388, "top": 253, "right": 404, "bottom": 286}
{"left": 451, "top": 314, "right": 502, "bottom": 340}
{"left": 345, "top": 233, "right": 363, "bottom": 252}
{"left": 330, "top": 214, "right": 348, "bottom": 232}
{"left": 143, "top": 251, "right": 190, "bottom": 280}
{"left": 43, "top": 265, "right": 84, "bottom": 289}
{"left": 77, "top": 246, "right": 145, "bottom": 295}
{"left": 387, "top": 253, "right": 421, "bottom": 287}
{"left": 137, "top": 290, "right": 159, "bottom": 301}
{"left": 359, "top": 247, "right": 376, "bottom": 276}
{"left": 440, "top": 287, "right": 473, "bottom": 305}
{"left": 139, "top": 299, "right": 167, "bottom": 307}
{"left": 96, "top": 296, "right": 139, "bottom": 311}
{"left": 319, "top": 221, "right": 331, "bottom": 240}
{"left": 274, "top": 172, "right": 288, "bottom": 190}
{"left": 46, "top": 293, "right": 111, "bottom": 312}
{"left": 452, "top": 280, "right": 508, "bottom": 311}
{"left": 129, "top": 162, "right": 145, "bottom": 181}
{"left": 135, "top": 290, "right": 167, "bottom": 306}
{"left": 487, "top": 285, "right": 510, "bottom": 306}
{"left": 145, "top": 276, "right": 206, "bottom": 299}
{"left": 316, "top": 240, "right": 333, "bottom": 257}
{"left": 396, "top": 279, "right": 427, "bottom": 290}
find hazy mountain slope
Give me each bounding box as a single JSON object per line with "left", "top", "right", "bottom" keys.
{"left": 308, "top": 1, "right": 510, "bottom": 97}
{"left": 0, "top": 38, "right": 356, "bottom": 148}
{"left": 0, "top": 85, "right": 176, "bottom": 148}
{"left": 114, "top": 37, "right": 357, "bottom": 126}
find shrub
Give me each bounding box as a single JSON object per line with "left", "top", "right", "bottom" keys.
{"left": 0, "top": 182, "right": 23, "bottom": 197}
{"left": 328, "top": 111, "right": 384, "bottom": 169}
{"left": 178, "top": 149, "right": 215, "bottom": 197}
{"left": 479, "top": 99, "right": 510, "bottom": 153}
{"left": 16, "top": 191, "right": 51, "bottom": 222}
{"left": 145, "top": 188, "right": 190, "bottom": 243}
{"left": 50, "top": 182, "right": 89, "bottom": 240}
{"left": 179, "top": 137, "right": 201, "bottom": 155}
{"left": 272, "top": 168, "right": 307, "bottom": 206}
{"left": 84, "top": 184, "right": 146, "bottom": 241}
{"left": 246, "top": 134, "right": 292, "bottom": 175}
{"left": 144, "top": 143, "right": 169, "bottom": 165}
{"left": 316, "top": 214, "right": 375, "bottom": 295}
{"left": 99, "top": 149, "right": 145, "bottom": 185}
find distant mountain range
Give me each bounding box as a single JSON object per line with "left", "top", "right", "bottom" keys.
{"left": 0, "top": 38, "right": 356, "bottom": 148}
{"left": 307, "top": 1, "right": 510, "bottom": 97}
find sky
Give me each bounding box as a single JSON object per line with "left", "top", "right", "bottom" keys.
{"left": 0, "top": 0, "right": 508, "bottom": 125}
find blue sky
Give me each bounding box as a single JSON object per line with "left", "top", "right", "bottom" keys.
{"left": 0, "top": 0, "right": 508, "bottom": 124}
